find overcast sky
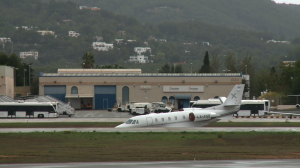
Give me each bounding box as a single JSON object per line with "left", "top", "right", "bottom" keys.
{"left": 272, "top": 0, "right": 300, "bottom": 4}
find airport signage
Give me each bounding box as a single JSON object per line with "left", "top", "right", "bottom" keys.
{"left": 163, "top": 86, "right": 204, "bottom": 92}
{"left": 140, "top": 85, "right": 151, "bottom": 90}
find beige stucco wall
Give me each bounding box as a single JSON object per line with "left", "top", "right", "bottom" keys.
{"left": 0, "top": 66, "right": 14, "bottom": 98}
{"left": 39, "top": 74, "right": 242, "bottom": 109}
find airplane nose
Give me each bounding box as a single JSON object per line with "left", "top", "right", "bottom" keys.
{"left": 115, "top": 124, "right": 124, "bottom": 128}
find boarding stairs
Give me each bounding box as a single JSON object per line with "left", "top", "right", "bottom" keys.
{"left": 33, "top": 95, "right": 75, "bottom": 116}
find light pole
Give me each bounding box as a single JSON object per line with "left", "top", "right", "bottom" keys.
{"left": 157, "top": 69, "right": 159, "bottom": 75}
{"left": 24, "top": 69, "right": 27, "bottom": 87}
{"left": 245, "top": 65, "right": 247, "bottom": 75}
{"left": 223, "top": 69, "right": 231, "bottom": 73}
{"left": 191, "top": 63, "right": 193, "bottom": 73}
{"left": 29, "top": 64, "right": 31, "bottom": 86}
{"left": 11, "top": 41, "right": 13, "bottom": 54}
{"left": 14, "top": 67, "right": 18, "bottom": 86}
{"left": 174, "top": 64, "right": 176, "bottom": 73}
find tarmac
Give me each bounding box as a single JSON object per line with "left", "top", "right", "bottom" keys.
{"left": 1, "top": 127, "right": 300, "bottom": 133}
{"left": 1, "top": 159, "right": 300, "bottom": 168}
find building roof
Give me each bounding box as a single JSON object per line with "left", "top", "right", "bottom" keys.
{"left": 57, "top": 69, "right": 142, "bottom": 74}
{"left": 40, "top": 71, "right": 242, "bottom": 77}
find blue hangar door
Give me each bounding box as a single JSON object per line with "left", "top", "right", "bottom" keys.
{"left": 95, "top": 85, "right": 116, "bottom": 109}
{"left": 44, "top": 85, "right": 66, "bottom": 102}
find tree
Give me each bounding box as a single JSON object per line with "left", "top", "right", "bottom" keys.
{"left": 199, "top": 51, "right": 210, "bottom": 73}
{"left": 30, "top": 76, "right": 39, "bottom": 95}
{"left": 154, "top": 52, "right": 166, "bottom": 63}
{"left": 82, "top": 52, "right": 95, "bottom": 68}
{"left": 175, "top": 64, "right": 183, "bottom": 73}
{"left": 210, "top": 53, "right": 220, "bottom": 73}
{"left": 159, "top": 63, "right": 170, "bottom": 73}
{"left": 292, "top": 60, "right": 300, "bottom": 94}
{"left": 224, "top": 53, "right": 237, "bottom": 73}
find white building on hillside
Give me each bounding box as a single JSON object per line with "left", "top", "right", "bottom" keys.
{"left": 20, "top": 51, "right": 38, "bottom": 60}
{"left": 69, "top": 31, "right": 80, "bottom": 37}
{"left": 128, "top": 55, "right": 152, "bottom": 63}
{"left": 92, "top": 42, "right": 113, "bottom": 51}
{"left": 0, "top": 38, "right": 11, "bottom": 43}
{"left": 134, "top": 47, "right": 151, "bottom": 55}
{"left": 37, "top": 30, "right": 55, "bottom": 36}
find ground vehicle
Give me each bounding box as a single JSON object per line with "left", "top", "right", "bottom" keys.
{"left": 117, "top": 101, "right": 137, "bottom": 112}
{"left": 152, "top": 102, "right": 172, "bottom": 113}
{"left": 131, "top": 102, "right": 152, "bottom": 115}
{"left": 189, "top": 99, "right": 270, "bottom": 116}
{"left": 0, "top": 102, "right": 58, "bottom": 118}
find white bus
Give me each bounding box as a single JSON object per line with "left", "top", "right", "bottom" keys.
{"left": 188, "top": 99, "right": 270, "bottom": 116}
{"left": 0, "top": 102, "right": 58, "bottom": 118}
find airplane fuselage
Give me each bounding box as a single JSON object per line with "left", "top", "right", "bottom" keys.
{"left": 115, "top": 105, "right": 240, "bottom": 128}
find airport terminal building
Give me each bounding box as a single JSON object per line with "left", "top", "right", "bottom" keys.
{"left": 39, "top": 69, "right": 243, "bottom": 110}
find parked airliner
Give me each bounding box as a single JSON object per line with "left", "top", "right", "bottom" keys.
{"left": 115, "top": 84, "right": 245, "bottom": 128}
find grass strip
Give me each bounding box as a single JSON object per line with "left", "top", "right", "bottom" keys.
{"left": 0, "top": 122, "right": 122, "bottom": 128}
{"left": 0, "top": 132, "right": 300, "bottom": 163}
{"left": 206, "top": 122, "right": 300, "bottom": 127}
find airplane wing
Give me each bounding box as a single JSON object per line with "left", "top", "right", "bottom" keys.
{"left": 152, "top": 118, "right": 221, "bottom": 127}
{"left": 264, "top": 111, "right": 300, "bottom": 118}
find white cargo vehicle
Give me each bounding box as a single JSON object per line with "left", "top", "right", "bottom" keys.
{"left": 130, "top": 102, "right": 152, "bottom": 115}
{"left": 0, "top": 102, "right": 58, "bottom": 118}
{"left": 117, "top": 101, "right": 137, "bottom": 112}
{"left": 152, "top": 102, "right": 172, "bottom": 113}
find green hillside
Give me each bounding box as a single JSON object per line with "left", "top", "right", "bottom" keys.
{"left": 67, "top": 0, "right": 300, "bottom": 38}
{"left": 0, "top": 0, "right": 298, "bottom": 73}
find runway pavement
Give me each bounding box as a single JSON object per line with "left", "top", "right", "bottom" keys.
{"left": 1, "top": 127, "right": 300, "bottom": 133}
{"left": 1, "top": 110, "right": 300, "bottom": 123}
{"left": 1, "top": 159, "right": 300, "bottom": 168}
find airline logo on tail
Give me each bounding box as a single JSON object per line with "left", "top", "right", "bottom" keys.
{"left": 231, "top": 93, "right": 236, "bottom": 99}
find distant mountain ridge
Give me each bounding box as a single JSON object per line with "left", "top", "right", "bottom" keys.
{"left": 63, "top": 0, "right": 300, "bottom": 38}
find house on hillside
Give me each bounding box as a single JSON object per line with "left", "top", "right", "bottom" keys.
{"left": 94, "top": 36, "right": 103, "bottom": 42}
{"left": 37, "top": 30, "right": 55, "bottom": 36}
{"left": 267, "top": 39, "right": 290, "bottom": 44}
{"left": 92, "top": 42, "right": 113, "bottom": 51}
{"left": 118, "top": 31, "right": 126, "bottom": 36}
{"left": 128, "top": 55, "right": 152, "bottom": 63}
{"left": 20, "top": 51, "right": 38, "bottom": 60}
{"left": 69, "top": 31, "right": 80, "bottom": 37}
{"left": 79, "top": 6, "right": 100, "bottom": 11}
{"left": 134, "top": 47, "right": 151, "bottom": 55}
{"left": 0, "top": 38, "right": 11, "bottom": 43}
{"left": 115, "top": 39, "right": 124, "bottom": 44}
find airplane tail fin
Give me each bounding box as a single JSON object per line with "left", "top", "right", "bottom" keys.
{"left": 222, "top": 84, "right": 245, "bottom": 106}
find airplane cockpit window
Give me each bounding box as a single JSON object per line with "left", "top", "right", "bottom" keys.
{"left": 161, "top": 118, "right": 164, "bottom": 121}
{"left": 136, "top": 120, "right": 139, "bottom": 124}
{"left": 126, "top": 119, "right": 133, "bottom": 124}
{"left": 183, "top": 115, "right": 185, "bottom": 119}
{"left": 175, "top": 116, "right": 177, "bottom": 120}
{"left": 155, "top": 118, "right": 158, "bottom": 122}
{"left": 168, "top": 117, "right": 171, "bottom": 121}
{"left": 132, "top": 120, "right": 136, "bottom": 124}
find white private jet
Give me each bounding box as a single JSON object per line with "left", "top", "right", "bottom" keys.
{"left": 116, "top": 84, "right": 245, "bottom": 128}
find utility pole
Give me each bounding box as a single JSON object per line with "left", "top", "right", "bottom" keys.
{"left": 174, "top": 64, "right": 176, "bottom": 73}
{"left": 24, "top": 69, "right": 27, "bottom": 87}
{"left": 29, "top": 65, "right": 31, "bottom": 86}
